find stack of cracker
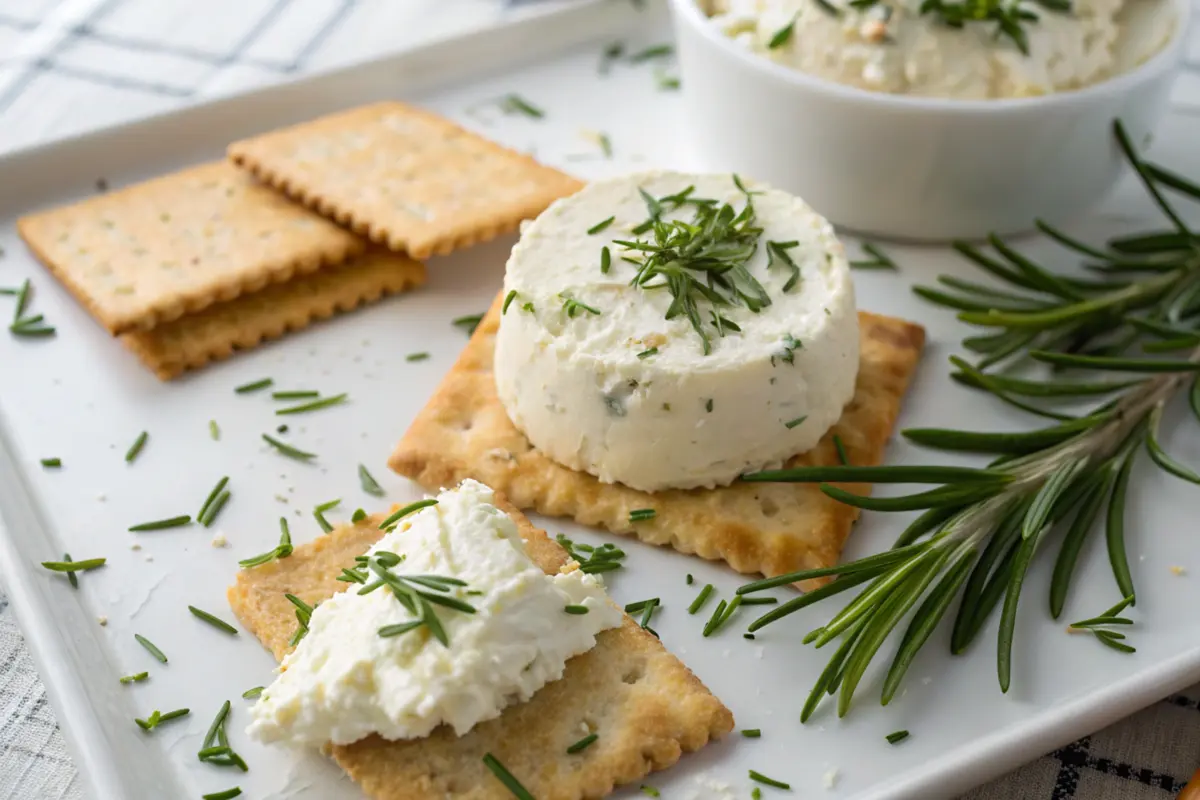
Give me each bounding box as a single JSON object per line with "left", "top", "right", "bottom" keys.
{"left": 18, "top": 102, "right": 582, "bottom": 380}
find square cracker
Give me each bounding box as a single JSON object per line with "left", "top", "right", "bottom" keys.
{"left": 390, "top": 293, "right": 926, "bottom": 584}
{"left": 228, "top": 500, "right": 734, "bottom": 800}
{"left": 227, "top": 102, "right": 584, "bottom": 260}
{"left": 17, "top": 161, "right": 365, "bottom": 335}
{"left": 120, "top": 249, "right": 425, "bottom": 380}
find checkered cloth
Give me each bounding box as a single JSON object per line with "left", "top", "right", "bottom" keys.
{"left": 0, "top": 1, "right": 1198, "bottom": 798}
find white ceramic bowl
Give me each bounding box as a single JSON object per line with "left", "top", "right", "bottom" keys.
{"left": 668, "top": 0, "right": 1192, "bottom": 241}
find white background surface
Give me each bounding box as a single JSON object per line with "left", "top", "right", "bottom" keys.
{"left": 1, "top": 1, "right": 1200, "bottom": 799}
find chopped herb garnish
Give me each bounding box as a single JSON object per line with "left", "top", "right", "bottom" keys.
{"left": 129, "top": 515, "right": 191, "bottom": 532}
{"left": 561, "top": 293, "right": 601, "bottom": 318}
{"left": 703, "top": 595, "right": 743, "bottom": 637}
{"left": 598, "top": 132, "right": 613, "bottom": 158}
{"left": 688, "top": 584, "right": 715, "bottom": 614}
{"left": 555, "top": 534, "right": 627, "bottom": 574}
{"left": 202, "top": 789, "right": 242, "bottom": 800}
{"left": 766, "top": 240, "right": 802, "bottom": 293}
{"left": 849, "top": 241, "right": 899, "bottom": 270}
{"left": 741, "top": 729, "right": 762, "bottom": 738}
{"left": 741, "top": 596, "right": 778, "bottom": 606}
{"left": 833, "top": 434, "right": 850, "bottom": 464}
{"left": 13, "top": 279, "right": 30, "bottom": 322}
{"left": 199, "top": 700, "right": 248, "bottom": 771}
{"left": 351, "top": 508, "right": 367, "bottom": 523}
{"left": 629, "top": 508, "right": 656, "bottom": 522}
{"left": 209, "top": 420, "right": 220, "bottom": 441}
{"left": 313, "top": 498, "right": 340, "bottom": 533}
{"left": 686, "top": 573, "right": 694, "bottom": 585}
{"left": 500, "top": 93, "right": 544, "bottom": 119}
{"left": 42, "top": 557, "right": 105, "bottom": 574}
{"left": 752, "top": 788, "right": 762, "bottom": 800}
{"left": 135, "top": 707, "right": 189, "bottom": 732}
{"left": 40, "top": 458, "right": 61, "bottom": 468}
{"left": 359, "top": 464, "right": 386, "bottom": 496}
{"left": 625, "top": 597, "right": 661, "bottom": 632}
{"left": 637, "top": 347, "right": 658, "bottom": 359}
{"left": 502, "top": 290, "right": 518, "bottom": 314}
{"left": 200, "top": 489, "right": 231, "bottom": 528}
{"left": 239, "top": 517, "right": 294, "bottom": 568}
{"left": 272, "top": 390, "right": 318, "bottom": 400}
{"left": 813, "top": 0, "right": 841, "bottom": 16}
{"left": 641, "top": 786, "right": 661, "bottom": 798}
{"left": 241, "top": 686, "right": 264, "bottom": 699}
{"left": 453, "top": 313, "right": 485, "bottom": 335}
{"left": 600, "top": 246, "right": 612, "bottom": 274}
{"left": 197, "top": 476, "right": 230, "bottom": 522}
{"left": 379, "top": 498, "right": 438, "bottom": 530}
{"left": 588, "top": 216, "right": 616, "bottom": 235}
{"left": 886, "top": 729, "right": 910, "bottom": 744}
{"left": 9, "top": 322, "right": 56, "bottom": 338}
{"left": 482, "top": 753, "right": 535, "bottom": 800}
{"left": 276, "top": 393, "right": 348, "bottom": 415}
{"left": 276, "top": 425, "right": 288, "bottom": 434}
{"left": 629, "top": 43, "right": 673, "bottom": 63}
{"left": 119, "top": 672, "right": 149, "bottom": 684}
{"left": 564, "top": 604, "right": 590, "bottom": 615}
{"left": 262, "top": 433, "right": 316, "bottom": 461}
{"left": 406, "top": 352, "right": 430, "bottom": 362}
{"left": 286, "top": 593, "right": 317, "bottom": 646}
{"left": 656, "top": 72, "right": 681, "bottom": 90}
{"left": 770, "top": 333, "right": 803, "bottom": 367}
{"left": 188, "top": 606, "right": 238, "bottom": 635}
{"left": 785, "top": 415, "right": 808, "bottom": 429}
{"left": 705, "top": 398, "right": 714, "bottom": 413}
{"left": 567, "top": 733, "right": 598, "bottom": 753}
{"left": 134, "top": 633, "right": 168, "bottom": 663}
{"left": 62, "top": 553, "right": 78, "bottom": 588}
{"left": 363, "top": 559, "right": 475, "bottom": 645}
{"left": 234, "top": 378, "right": 273, "bottom": 394}
{"left": 768, "top": 14, "right": 798, "bottom": 48}
{"left": 749, "top": 770, "right": 791, "bottom": 790}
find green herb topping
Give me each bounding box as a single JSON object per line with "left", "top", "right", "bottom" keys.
{"left": 629, "top": 508, "right": 656, "bottom": 522}
{"left": 241, "top": 686, "right": 264, "bottom": 699}
{"left": 124, "top": 431, "right": 149, "bottom": 463}
{"left": 129, "top": 515, "right": 191, "bottom": 532}
{"left": 500, "top": 93, "right": 544, "bottom": 119}
{"left": 276, "top": 393, "right": 348, "bottom": 415}
{"left": 748, "top": 769, "right": 791, "bottom": 790}
{"left": 262, "top": 433, "right": 316, "bottom": 461}
{"left": 134, "top": 633, "right": 168, "bottom": 663}
{"left": 234, "top": 378, "right": 273, "bottom": 394}
{"left": 379, "top": 499, "right": 438, "bottom": 531}
{"left": 135, "top": 707, "right": 189, "bottom": 732}
{"left": 359, "top": 464, "right": 386, "bottom": 496}
{"left": 199, "top": 700, "right": 249, "bottom": 771}
{"left": 768, "top": 14, "right": 798, "bottom": 48}
{"left": 188, "top": 606, "right": 238, "bottom": 636}
{"left": 119, "top": 672, "right": 149, "bottom": 685}
{"left": 561, "top": 294, "right": 601, "bottom": 318}
{"left": 850, "top": 242, "right": 899, "bottom": 270}
{"left": 886, "top": 729, "right": 910, "bottom": 744}
{"left": 40, "top": 458, "right": 61, "bottom": 468}
{"left": 555, "top": 534, "right": 627, "bottom": 574}
{"left": 453, "top": 313, "right": 485, "bottom": 335}
{"left": 741, "top": 728, "right": 762, "bottom": 738}
{"left": 567, "top": 733, "right": 598, "bottom": 753}
{"left": 589, "top": 216, "right": 616, "bottom": 235}
{"left": 482, "top": 753, "right": 535, "bottom": 800}
{"left": 41, "top": 557, "right": 105, "bottom": 573}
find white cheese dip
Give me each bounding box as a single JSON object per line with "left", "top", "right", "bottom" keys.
{"left": 707, "top": 0, "right": 1176, "bottom": 99}
{"left": 247, "top": 480, "right": 621, "bottom": 747}
{"left": 494, "top": 172, "right": 859, "bottom": 493}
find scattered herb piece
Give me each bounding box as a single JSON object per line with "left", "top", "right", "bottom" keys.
{"left": 197, "top": 476, "right": 230, "bottom": 522}
{"left": 588, "top": 216, "right": 616, "bottom": 235}
{"left": 276, "top": 424, "right": 288, "bottom": 434}
{"left": 625, "top": 597, "right": 661, "bottom": 632}
{"left": 482, "top": 753, "right": 535, "bottom": 800}
{"left": 641, "top": 787, "right": 661, "bottom": 798}
{"left": 598, "top": 132, "right": 613, "bottom": 159}
{"left": 135, "top": 707, "right": 189, "bottom": 732}
{"left": 705, "top": 398, "right": 714, "bottom": 413}
{"left": 813, "top": 0, "right": 842, "bottom": 16}
{"left": 119, "top": 672, "right": 149, "bottom": 685}
{"left": 555, "top": 534, "right": 627, "bottom": 574}
{"left": 359, "top": 464, "right": 386, "bottom": 496}
{"left": 239, "top": 517, "right": 294, "bottom": 568}
{"left": 262, "top": 433, "right": 316, "bottom": 461}
{"left": 502, "top": 290, "right": 518, "bottom": 314}
{"left": 600, "top": 246, "right": 611, "bottom": 274}
{"left": 379, "top": 499, "right": 438, "bottom": 530}
{"left": 234, "top": 378, "right": 272, "bottom": 394}
{"left": 785, "top": 415, "right": 808, "bottom": 430}
{"left": 313, "top": 498, "right": 340, "bottom": 533}
{"left": 209, "top": 420, "right": 220, "bottom": 441}
{"left": 703, "top": 596, "right": 743, "bottom": 637}
{"left": 742, "top": 729, "right": 762, "bottom": 738}
{"left": 272, "top": 390, "right": 318, "bottom": 400}
{"left": 241, "top": 687, "right": 263, "bottom": 699}
{"left": 752, "top": 789, "right": 762, "bottom": 800}
{"left": 656, "top": 72, "right": 681, "bottom": 90}
{"left": 366, "top": 558, "right": 475, "bottom": 645}
{"left": 629, "top": 43, "right": 673, "bottom": 63}
{"left": 40, "top": 458, "right": 61, "bottom": 468}
{"left": 886, "top": 729, "right": 910, "bottom": 744}
{"left": 406, "top": 352, "right": 430, "bottom": 362}
{"left": 849, "top": 242, "right": 899, "bottom": 270}
{"left": 452, "top": 313, "right": 484, "bottom": 335}
{"left": 199, "top": 700, "right": 248, "bottom": 771}
{"left": 744, "top": 633, "right": 756, "bottom": 640}
{"left": 200, "top": 490, "right": 231, "bottom": 528}
{"left": 500, "top": 93, "right": 544, "bottom": 119}
{"left": 351, "top": 508, "right": 367, "bottom": 523}
{"left": 134, "top": 633, "right": 168, "bottom": 663}
{"left": 833, "top": 434, "right": 850, "bottom": 465}
{"left": 13, "top": 279, "right": 30, "bottom": 322}
{"left": 129, "top": 515, "right": 191, "bottom": 532}
{"left": 629, "top": 508, "right": 656, "bottom": 522}
{"left": 286, "top": 594, "right": 317, "bottom": 646}
{"left": 62, "top": 552, "right": 78, "bottom": 588}
{"left": 686, "top": 573, "right": 694, "bottom": 585}
{"left": 771, "top": 333, "right": 802, "bottom": 367}
{"left": 768, "top": 14, "right": 798, "bottom": 48}
{"left": 567, "top": 733, "right": 598, "bottom": 753}
{"left": 202, "top": 789, "right": 242, "bottom": 800}
{"left": 749, "top": 770, "right": 791, "bottom": 790}
{"left": 741, "top": 596, "right": 778, "bottom": 606}
{"left": 637, "top": 347, "right": 658, "bottom": 359}
{"left": 276, "top": 393, "right": 348, "bottom": 415}
{"left": 1068, "top": 595, "right": 1137, "bottom": 653}
{"left": 561, "top": 293, "right": 601, "bottom": 318}
{"left": 766, "top": 240, "right": 802, "bottom": 292}
{"left": 188, "top": 606, "right": 238, "bottom": 635}
{"left": 564, "top": 604, "right": 590, "bottom": 615}
{"left": 41, "top": 557, "right": 105, "bottom": 574}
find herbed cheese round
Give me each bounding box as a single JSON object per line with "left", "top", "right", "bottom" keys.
{"left": 494, "top": 171, "right": 859, "bottom": 492}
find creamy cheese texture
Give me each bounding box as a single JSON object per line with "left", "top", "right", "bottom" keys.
{"left": 247, "top": 479, "right": 621, "bottom": 747}
{"left": 494, "top": 172, "right": 859, "bottom": 492}
{"left": 706, "top": 0, "right": 1176, "bottom": 99}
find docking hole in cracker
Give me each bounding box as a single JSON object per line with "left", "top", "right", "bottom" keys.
{"left": 227, "top": 102, "right": 584, "bottom": 260}
{"left": 229, "top": 492, "right": 733, "bottom": 800}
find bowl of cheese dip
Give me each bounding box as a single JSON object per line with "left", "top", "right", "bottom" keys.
{"left": 669, "top": 0, "right": 1189, "bottom": 240}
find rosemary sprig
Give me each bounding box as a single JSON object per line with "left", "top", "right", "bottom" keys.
{"left": 555, "top": 533, "right": 627, "bottom": 574}
{"left": 918, "top": 0, "right": 1070, "bottom": 56}
{"left": 239, "top": 518, "right": 294, "bottom": 568}
{"left": 360, "top": 556, "right": 475, "bottom": 645}
{"left": 1068, "top": 594, "right": 1137, "bottom": 653}
{"left": 736, "top": 120, "right": 1200, "bottom": 719}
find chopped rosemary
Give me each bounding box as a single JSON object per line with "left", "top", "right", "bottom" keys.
{"left": 202, "top": 789, "right": 242, "bottom": 800}
{"left": 239, "top": 517, "right": 294, "bottom": 568}
{"left": 637, "top": 347, "right": 658, "bottom": 359}
{"left": 234, "top": 378, "right": 272, "bottom": 394}
{"left": 641, "top": 787, "right": 661, "bottom": 798}
{"left": 741, "top": 596, "right": 778, "bottom": 606}
{"left": 744, "top": 633, "right": 756, "bottom": 640}
{"left": 62, "top": 553, "right": 78, "bottom": 588}
{"left": 629, "top": 508, "right": 656, "bottom": 522}
{"left": 272, "top": 390, "right": 318, "bottom": 400}
{"left": 129, "top": 515, "right": 191, "bottom": 532}
{"left": 482, "top": 753, "right": 535, "bottom": 800}
{"left": 561, "top": 293, "right": 601, "bottom": 318}
{"left": 625, "top": 597, "right": 661, "bottom": 632}
{"left": 406, "top": 352, "right": 430, "bottom": 362}
{"left": 241, "top": 686, "right": 263, "bottom": 699}
{"left": 119, "top": 672, "right": 149, "bottom": 684}
{"left": 771, "top": 333, "right": 802, "bottom": 366}
{"left": 1068, "top": 595, "right": 1137, "bottom": 653}
{"left": 500, "top": 93, "right": 544, "bottom": 119}
{"left": 200, "top": 490, "right": 231, "bottom": 528}
{"left": 362, "top": 556, "right": 475, "bottom": 645}
{"left": 785, "top": 415, "right": 808, "bottom": 429}
{"left": 379, "top": 498, "right": 438, "bottom": 530}
{"left": 767, "top": 14, "right": 798, "bottom": 48}
{"left": 748, "top": 770, "right": 791, "bottom": 790}
{"left": 567, "top": 733, "right": 598, "bottom": 753}
{"left": 599, "top": 40, "right": 625, "bottom": 74}
{"left": 564, "top": 604, "right": 590, "bottom": 615}
{"left": 134, "top": 633, "right": 167, "bottom": 663}
{"left": 629, "top": 43, "right": 673, "bottom": 62}
{"left": 286, "top": 594, "right": 317, "bottom": 646}
{"left": 135, "top": 707, "right": 189, "bottom": 732}
{"left": 189, "top": 606, "right": 238, "bottom": 635}
{"left": 124, "top": 431, "right": 149, "bottom": 462}
{"left": 41, "top": 557, "right": 105, "bottom": 573}
{"left": 886, "top": 729, "right": 910, "bottom": 744}
{"left": 849, "top": 242, "right": 899, "bottom": 270}
{"left": 359, "top": 464, "right": 386, "bottom": 496}
{"left": 703, "top": 596, "right": 743, "bottom": 637}
{"left": 276, "top": 393, "right": 348, "bottom": 415}
{"left": 588, "top": 216, "right": 616, "bottom": 235}
{"left": 600, "top": 246, "right": 612, "bottom": 274}
{"left": 656, "top": 72, "right": 681, "bottom": 91}
{"left": 503, "top": 290, "right": 519, "bottom": 313}
{"left": 555, "top": 534, "right": 627, "bottom": 574}
{"left": 686, "top": 573, "right": 694, "bottom": 585}
{"left": 917, "top": 0, "right": 1069, "bottom": 56}
{"left": 833, "top": 434, "right": 850, "bottom": 465}
{"left": 453, "top": 313, "right": 485, "bottom": 335}
{"left": 705, "top": 398, "right": 714, "bottom": 413}
{"left": 598, "top": 132, "right": 613, "bottom": 159}
{"left": 741, "top": 728, "right": 762, "bottom": 738}
{"left": 262, "top": 433, "right": 316, "bottom": 461}
{"left": 13, "top": 279, "right": 30, "bottom": 322}
{"left": 40, "top": 458, "right": 61, "bottom": 468}
{"left": 209, "top": 420, "right": 220, "bottom": 441}
{"left": 199, "top": 700, "right": 248, "bottom": 771}
{"left": 766, "top": 240, "right": 802, "bottom": 292}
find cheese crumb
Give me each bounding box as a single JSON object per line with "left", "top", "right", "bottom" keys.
{"left": 96, "top": 616, "right": 108, "bottom": 626}
{"left": 211, "top": 533, "right": 228, "bottom": 548}
{"left": 1169, "top": 565, "right": 1186, "bottom": 576}
{"left": 823, "top": 768, "right": 840, "bottom": 789}
{"left": 95, "top": 492, "right": 106, "bottom": 502}
{"left": 129, "top": 542, "right": 141, "bottom": 551}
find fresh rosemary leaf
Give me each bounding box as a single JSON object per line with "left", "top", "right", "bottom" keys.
{"left": 886, "top": 730, "right": 910, "bottom": 744}
{"left": 41, "top": 557, "right": 105, "bottom": 573}
{"left": 1030, "top": 351, "right": 1200, "bottom": 373}
{"left": 563, "top": 604, "right": 590, "bottom": 615}
{"left": 1106, "top": 447, "right": 1137, "bottom": 602}
{"left": 820, "top": 482, "right": 1001, "bottom": 512}
{"left": 500, "top": 93, "right": 544, "bottom": 119}
{"left": 502, "top": 290, "right": 518, "bottom": 314}
{"left": 209, "top": 420, "right": 220, "bottom": 440}
{"left": 276, "top": 393, "right": 348, "bottom": 415}
{"left": 136, "top": 707, "right": 189, "bottom": 732}
{"left": 748, "top": 770, "right": 790, "bottom": 790}
{"left": 767, "top": 14, "right": 798, "bottom": 48}
{"left": 202, "top": 789, "right": 242, "bottom": 800}
{"left": 1144, "top": 161, "right": 1200, "bottom": 201}
{"left": 742, "top": 465, "right": 1007, "bottom": 484}
{"left": 688, "top": 584, "right": 714, "bottom": 614}
{"left": 950, "top": 369, "right": 1141, "bottom": 398}
{"left": 452, "top": 313, "right": 484, "bottom": 335}
{"left": 241, "top": 686, "right": 263, "bottom": 699}
{"left": 1049, "top": 480, "right": 1110, "bottom": 619}
{"left": 1021, "top": 457, "right": 1088, "bottom": 539}
{"left": 379, "top": 499, "right": 438, "bottom": 530}
{"left": 129, "top": 515, "right": 191, "bottom": 532}
{"left": 120, "top": 672, "right": 149, "bottom": 684}
{"left": 40, "top": 458, "right": 61, "bottom": 468}
{"left": 628, "top": 43, "right": 673, "bottom": 63}
{"left": 903, "top": 413, "right": 1110, "bottom": 454}
{"left": 588, "top": 216, "right": 615, "bottom": 235}
{"left": 567, "top": 733, "right": 598, "bottom": 753}
{"left": 600, "top": 246, "right": 611, "bottom": 274}
{"left": 134, "top": 633, "right": 168, "bottom": 663}
{"left": 197, "top": 476, "right": 230, "bottom": 521}
{"left": 359, "top": 464, "right": 386, "bottom": 496}
{"left": 850, "top": 242, "right": 899, "bottom": 270}
{"left": 482, "top": 753, "right": 535, "bottom": 800}
{"left": 262, "top": 433, "right": 316, "bottom": 461}
{"left": 13, "top": 279, "right": 30, "bottom": 322}
{"left": 561, "top": 293, "right": 601, "bottom": 318}
{"left": 272, "top": 390, "right": 318, "bottom": 400}
{"left": 124, "top": 431, "right": 149, "bottom": 462}
{"left": 234, "top": 378, "right": 272, "bottom": 394}
{"left": 1145, "top": 403, "right": 1200, "bottom": 484}
{"left": 406, "top": 352, "right": 430, "bottom": 362}
{"left": 629, "top": 508, "right": 655, "bottom": 522}
{"left": 61, "top": 553, "right": 78, "bottom": 588}
{"left": 201, "top": 490, "right": 231, "bottom": 528}
{"left": 188, "top": 606, "right": 238, "bottom": 635}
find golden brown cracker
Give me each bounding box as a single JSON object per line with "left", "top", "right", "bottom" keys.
{"left": 228, "top": 499, "right": 733, "bottom": 800}
{"left": 227, "top": 102, "right": 584, "bottom": 260}
{"left": 389, "top": 293, "right": 926, "bottom": 584}
{"left": 17, "top": 162, "right": 364, "bottom": 335}
{"left": 120, "top": 250, "right": 425, "bottom": 380}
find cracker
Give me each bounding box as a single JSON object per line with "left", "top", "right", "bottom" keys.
{"left": 227, "top": 102, "right": 584, "bottom": 260}
{"left": 390, "top": 292, "right": 925, "bottom": 585}
{"left": 17, "top": 162, "right": 365, "bottom": 335}
{"left": 120, "top": 250, "right": 425, "bottom": 380}
{"left": 228, "top": 500, "right": 733, "bottom": 800}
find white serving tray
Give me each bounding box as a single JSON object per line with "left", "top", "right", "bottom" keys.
{"left": 1, "top": 3, "right": 1198, "bottom": 799}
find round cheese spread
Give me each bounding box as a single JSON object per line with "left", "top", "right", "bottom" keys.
{"left": 706, "top": 0, "right": 1176, "bottom": 99}
{"left": 494, "top": 172, "right": 859, "bottom": 492}
{"left": 246, "top": 480, "right": 622, "bottom": 747}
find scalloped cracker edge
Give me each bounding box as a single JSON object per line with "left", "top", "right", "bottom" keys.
{"left": 17, "top": 161, "right": 364, "bottom": 335}
{"left": 121, "top": 249, "right": 425, "bottom": 380}
{"left": 228, "top": 498, "right": 733, "bottom": 800}
{"left": 390, "top": 292, "right": 925, "bottom": 586}
{"left": 227, "top": 102, "right": 584, "bottom": 260}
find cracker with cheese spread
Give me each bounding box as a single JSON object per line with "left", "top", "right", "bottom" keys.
{"left": 228, "top": 500, "right": 733, "bottom": 800}
{"left": 389, "top": 291, "right": 925, "bottom": 586}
